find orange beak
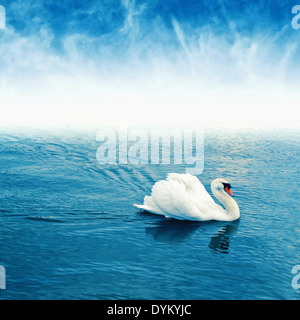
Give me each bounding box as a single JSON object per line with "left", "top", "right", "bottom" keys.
{"left": 225, "top": 187, "right": 234, "bottom": 196}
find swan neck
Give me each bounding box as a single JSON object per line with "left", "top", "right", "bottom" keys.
{"left": 212, "top": 186, "right": 240, "bottom": 220}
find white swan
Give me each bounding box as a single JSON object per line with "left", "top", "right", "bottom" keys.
{"left": 134, "top": 173, "right": 240, "bottom": 221}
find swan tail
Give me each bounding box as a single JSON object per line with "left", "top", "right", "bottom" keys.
{"left": 133, "top": 202, "right": 151, "bottom": 211}
{"left": 133, "top": 203, "right": 144, "bottom": 209}
{"left": 133, "top": 196, "right": 166, "bottom": 216}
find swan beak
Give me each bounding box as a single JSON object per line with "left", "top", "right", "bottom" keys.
{"left": 225, "top": 187, "right": 234, "bottom": 197}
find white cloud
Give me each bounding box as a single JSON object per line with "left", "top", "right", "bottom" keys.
{"left": 0, "top": 11, "right": 299, "bottom": 129}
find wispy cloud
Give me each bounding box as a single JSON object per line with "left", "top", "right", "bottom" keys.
{"left": 0, "top": 0, "right": 299, "bottom": 128}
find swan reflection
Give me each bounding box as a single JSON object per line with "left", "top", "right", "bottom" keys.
{"left": 208, "top": 220, "right": 240, "bottom": 254}
{"left": 145, "top": 220, "right": 200, "bottom": 242}
{"left": 145, "top": 218, "right": 240, "bottom": 254}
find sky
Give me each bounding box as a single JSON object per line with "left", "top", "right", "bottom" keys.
{"left": 0, "top": 0, "right": 299, "bottom": 128}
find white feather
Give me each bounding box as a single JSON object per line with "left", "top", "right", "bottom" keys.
{"left": 134, "top": 173, "right": 240, "bottom": 221}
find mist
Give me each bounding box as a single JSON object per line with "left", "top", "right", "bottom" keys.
{"left": 0, "top": 0, "right": 299, "bottom": 128}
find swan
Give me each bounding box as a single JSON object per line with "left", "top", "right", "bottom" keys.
{"left": 134, "top": 173, "right": 240, "bottom": 221}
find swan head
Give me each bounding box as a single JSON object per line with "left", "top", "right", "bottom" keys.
{"left": 211, "top": 178, "right": 234, "bottom": 197}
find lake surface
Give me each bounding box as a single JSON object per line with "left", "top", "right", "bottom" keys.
{"left": 0, "top": 126, "right": 299, "bottom": 300}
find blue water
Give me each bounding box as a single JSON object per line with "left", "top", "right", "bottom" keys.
{"left": 0, "top": 127, "right": 299, "bottom": 300}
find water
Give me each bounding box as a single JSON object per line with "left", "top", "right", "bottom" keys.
{"left": 0, "top": 127, "right": 299, "bottom": 300}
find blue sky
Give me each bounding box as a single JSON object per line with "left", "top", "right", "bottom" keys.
{"left": 0, "top": 0, "right": 299, "bottom": 127}
{"left": 2, "top": 0, "right": 297, "bottom": 54}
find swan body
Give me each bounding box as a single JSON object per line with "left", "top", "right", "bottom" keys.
{"left": 134, "top": 173, "right": 240, "bottom": 221}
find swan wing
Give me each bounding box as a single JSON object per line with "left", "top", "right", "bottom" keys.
{"left": 147, "top": 179, "right": 196, "bottom": 219}
{"left": 166, "top": 173, "right": 215, "bottom": 204}
{"left": 138, "top": 174, "right": 217, "bottom": 220}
